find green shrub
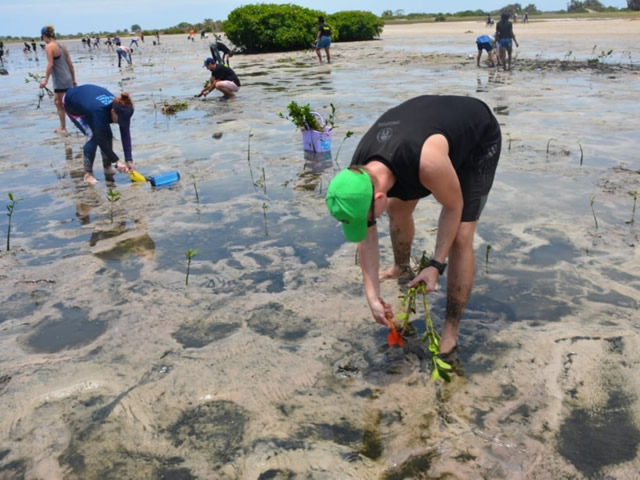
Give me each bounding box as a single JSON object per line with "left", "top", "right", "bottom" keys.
{"left": 326, "top": 11, "right": 384, "bottom": 42}
{"left": 224, "top": 3, "right": 321, "bottom": 53}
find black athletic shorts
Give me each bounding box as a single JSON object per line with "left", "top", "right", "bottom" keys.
{"left": 458, "top": 120, "right": 501, "bottom": 222}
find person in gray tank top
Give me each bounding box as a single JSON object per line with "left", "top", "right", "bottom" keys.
{"left": 40, "top": 25, "right": 77, "bottom": 134}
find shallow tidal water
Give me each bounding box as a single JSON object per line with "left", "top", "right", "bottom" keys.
{"left": 1, "top": 23, "right": 640, "bottom": 479}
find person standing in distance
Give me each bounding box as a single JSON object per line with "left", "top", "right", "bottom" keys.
{"left": 325, "top": 95, "right": 501, "bottom": 357}
{"left": 495, "top": 11, "right": 519, "bottom": 71}
{"left": 40, "top": 25, "right": 77, "bottom": 134}
{"left": 315, "top": 16, "right": 332, "bottom": 64}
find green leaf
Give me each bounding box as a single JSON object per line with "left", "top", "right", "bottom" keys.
{"left": 431, "top": 368, "right": 440, "bottom": 381}
{"left": 435, "top": 357, "right": 452, "bottom": 370}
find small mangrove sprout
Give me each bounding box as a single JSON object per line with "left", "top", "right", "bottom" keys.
{"left": 191, "top": 173, "right": 200, "bottom": 204}
{"left": 106, "top": 188, "right": 120, "bottom": 224}
{"left": 185, "top": 248, "right": 199, "bottom": 285}
{"left": 254, "top": 167, "right": 267, "bottom": 195}
{"left": 262, "top": 202, "right": 269, "bottom": 236}
{"left": 485, "top": 243, "right": 492, "bottom": 277}
{"left": 589, "top": 195, "right": 598, "bottom": 231}
{"left": 334, "top": 130, "right": 354, "bottom": 168}
{"left": 6, "top": 192, "right": 23, "bottom": 251}
{"left": 626, "top": 190, "right": 638, "bottom": 225}
{"left": 546, "top": 138, "right": 556, "bottom": 155}
{"left": 578, "top": 141, "right": 584, "bottom": 166}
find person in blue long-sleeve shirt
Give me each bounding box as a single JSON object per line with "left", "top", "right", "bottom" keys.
{"left": 63, "top": 84, "right": 135, "bottom": 184}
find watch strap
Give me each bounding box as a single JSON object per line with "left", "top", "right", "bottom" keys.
{"left": 427, "top": 259, "right": 447, "bottom": 275}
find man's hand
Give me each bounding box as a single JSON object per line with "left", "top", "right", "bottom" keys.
{"left": 39, "top": 80, "right": 47, "bottom": 88}
{"left": 370, "top": 298, "right": 394, "bottom": 328}
{"left": 407, "top": 266, "right": 439, "bottom": 293}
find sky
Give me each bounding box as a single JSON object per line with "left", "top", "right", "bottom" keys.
{"left": 3, "top": 0, "right": 628, "bottom": 37}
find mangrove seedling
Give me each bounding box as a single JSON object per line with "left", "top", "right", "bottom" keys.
{"left": 247, "top": 129, "right": 253, "bottom": 164}
{"left": 326, "top": 102, "right": 337, "bottom": 129}
{"left": 485, "top": 244, "right": 492, "bottom": 277}
{"left": 191, "top": 173, "right": 200, "bottom": 204}
{"left": 253, "top": 167, "right": 266, "bottom": 194}
{"left": 25, "top": 72, "right": 53, "bottom": 109}
{"left": 546, "top": 138, "right": 556, "bottom": 155}
{"left": 262, "top": 202, "right": 269, "bottom": 236}
{"left": 626, "top": 190, "right": 638, "bottom": 225}
{"left": 278, "top": 101, "right": 323, "bottom": 131}
{"left": 334, "top": 130, "right": 354, "bottom": 168}
{"left": 397, "top": 282, "right": 452, "bottom": 382}
{"left": 6, "top": 192, "right": 23, "bottom": 251}
{"left": 578, "top": 141, "right": 584, "bottom": 166}
{"left": 185, "top": 248, "right": 199, "bottom": 286}
{"left": 589, "top": 195, "right": 598, "bottom": 231}
{"left": 106, "top": 188, "right": 120, "bottom": 224}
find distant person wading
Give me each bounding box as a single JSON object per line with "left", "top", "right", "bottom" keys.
{"left": 315, "top": 16, "right": 332, "bottom": 64}
{"left": 40, "top": 25, "right": 77, "bottom": 135}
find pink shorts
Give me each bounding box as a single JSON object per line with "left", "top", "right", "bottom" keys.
{"left": 216, "top": 81, "right": 239, "bottom": 92}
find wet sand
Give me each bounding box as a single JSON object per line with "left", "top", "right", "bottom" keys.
{"left": 0, "top": 19, "right": 639, "bottom": 479}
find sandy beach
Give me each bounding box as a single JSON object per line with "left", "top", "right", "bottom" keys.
{"left": 0, "top": 17, "right": 639, "bottom": 480}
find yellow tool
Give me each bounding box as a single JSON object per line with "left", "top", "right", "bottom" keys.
{"left": 129, "top": 170, "right": 147, "bottom": 182}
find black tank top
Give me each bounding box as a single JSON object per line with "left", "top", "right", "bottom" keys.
{"left": 351, "top": 95, "right": 497, "bottom": 200}
{"left": 496, "top": 20, "right": 514, "bottom": 39}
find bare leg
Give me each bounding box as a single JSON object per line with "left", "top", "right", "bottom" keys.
{"left": 54, "top": 92, "right": 68, "bottom": 134}
{"left": 506, "top": 47, "right": 513, "bottom": 71}
{"left": 440, "top": 221, "right": 477, "bottom": 354}
{"left": 477, "top": 50, "right": 482, "bottom": 67}
{"left": 325, "top": 48, "right": 330, "bottom": 64}
{"left": 380, "top": 198, "right": 418, "bottom": 281}
{"left": 315, "top": 47, "right": 323, "bottom": 64}
{"left": 499, "top": 49, "right": 505, "bottom": 70}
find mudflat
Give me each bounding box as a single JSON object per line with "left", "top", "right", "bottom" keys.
{"left": 0, "top": 18, "right": 639, "bottom": 479}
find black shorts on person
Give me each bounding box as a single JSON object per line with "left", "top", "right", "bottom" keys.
{"left": 457, "top": 122, "right": 500, "bottom": 222}
{"left": 54, "top": 88, "right": 69, "bottom": 93}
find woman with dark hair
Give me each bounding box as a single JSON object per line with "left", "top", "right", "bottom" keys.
{"left": 39, "top": 25, "right": 77, "bottom": 134}
{"left": 315, "top": 16, "right": 332, "bottom": 64}
{"left": 63, "top": 84, "right": 136, "bottom": 184}
{"left": 495, "top": 12, "right": 519, "bottom": 71}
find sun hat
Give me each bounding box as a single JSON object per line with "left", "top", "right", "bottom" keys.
{"left": 203, "top": 57, "right": 215, "bottom": 67}
{"left": 325, "top": 168, "right": 373, "bottom": 243}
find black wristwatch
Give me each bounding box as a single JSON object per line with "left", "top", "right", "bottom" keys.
{"left": 427, "top": 259, "right": 447, "bottom": 275}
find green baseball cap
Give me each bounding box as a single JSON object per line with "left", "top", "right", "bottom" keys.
{"left": 325, "top": 168, "right": 372, "bottom": 242}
